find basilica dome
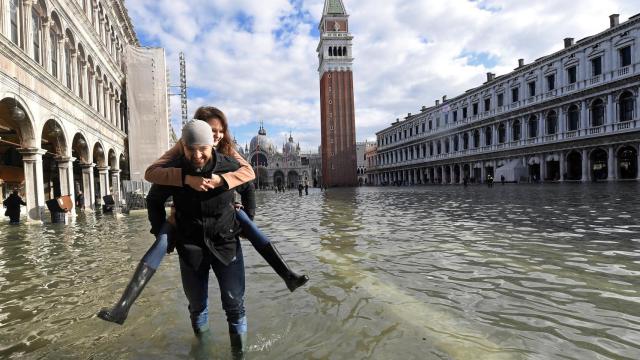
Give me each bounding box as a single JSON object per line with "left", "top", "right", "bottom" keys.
{"left": 249, "top": 125, "right": 275, "bottom": 154}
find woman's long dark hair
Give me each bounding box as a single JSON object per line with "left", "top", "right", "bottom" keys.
{"left": 193, "top": 106, "right": 234, "bottom": 156}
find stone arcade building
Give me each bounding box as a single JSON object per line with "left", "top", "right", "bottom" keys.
{"left": 370, "top": 14, "right": 640, "bottom": 185}
{"left": 0, "top": 0, "right": 137, "bottom": 221}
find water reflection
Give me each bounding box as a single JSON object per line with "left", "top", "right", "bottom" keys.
{"left": 0, "top": 184, "right": 639, "bottom": 359}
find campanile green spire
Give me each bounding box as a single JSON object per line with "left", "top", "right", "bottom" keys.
{"left": 323, "top": 0, "right": 346, "bottom": 15}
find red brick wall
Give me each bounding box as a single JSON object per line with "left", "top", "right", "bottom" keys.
{"left": 320, "top": 71, "right": 358, "bottom": 187}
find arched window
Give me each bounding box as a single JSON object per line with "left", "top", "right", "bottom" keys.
{"left": 445, "top": 139, "right": 450, "bottom": 153}
{"left": 329, "top": 47, "right": 333, "bottom": 56}
{"left": 473, "top": 130, "right": 480, "bottom": 148}
{"left": 437, "top": 141, "right": 441, "bottom": 154}
{"left": 10, "top": 0, "right": 21, "bottom": 46}
{"left": 338, "top": 47, "right": 342, "bottom": 56}
{"left": 512, "top": 120, "right": 521, "bottom": 141}
{"left": 343, "top": 46, "right": 347, "bottom": 56}
{"left": 65, "top": 45, "right": 72, "bottom": 88}
{"left": 485, "top": 127, "right": 492, "bottom": 146}
{"left": 429, "top": 142, "right": 433, "bottom": 156}
{"left": 591, "top": 99, "right": 605, "bottom": 127}
{"left": 50, "top": 29, "right": 58, "bottom": 78}
{"left": 463, "top": 133, "right": 469, "bottom": 149}
{"left": 453, "top": 136, "right": 459, "bottom": 151}
{"left": 546, "top": 111, "right": 557, "bottom": 135}
{"left": 498, "top": 123, "right": 506, "bottom": 143}
{"left": 528, "top": 116, "right": 538, "bottom": 138}
{"left": 619, "top": 91, "right": 634, "bottom": 122}
{"left": 568, "top": 105, "right": 580, "bottom": 131}
{"left": 32, "top": 9, "right": 42, "bottom": 63}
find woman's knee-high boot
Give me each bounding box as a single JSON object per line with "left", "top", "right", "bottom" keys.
{"left": 97, "top": 261, "right": 156, "bottom": 324}
{"left": 256, "top": 243, "right": 309, "bottom": 292}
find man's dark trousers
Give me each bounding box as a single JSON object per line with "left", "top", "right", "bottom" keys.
{"left": 179, "top": 239, "right": 247, "bottom": 334}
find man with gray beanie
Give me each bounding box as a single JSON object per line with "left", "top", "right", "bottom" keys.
{"left": 145, "top": 119, "right": 250, "bottom": 358}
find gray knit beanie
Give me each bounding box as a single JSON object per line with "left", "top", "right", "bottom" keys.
{"left": 181, "top": 119, "right": 213, "bottom": 147}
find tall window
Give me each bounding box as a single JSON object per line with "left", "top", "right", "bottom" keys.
{"left": 32, "top": 10, "right": 41, "bottom": 63}
{"left": 568, "top": 105, "right": 580, "bottom": 131}
{"left": 485, "top": 127, "right": 492, "bottom": 146}
{"left": 591, "top": 56, "right": 602, "bottom": 76}
{"left": 50, "top": 30, "right": 58, "bottom": 78}
{"left": 498, "top": 124, "right": 506, "bottom": 143}
{"left": 453, "top": 111, "right": 458, "bottom": 122}
{"left": 528, "top": 81, "right": 536, "bottom": 97}
{"left": 619, "top": 92, "right": 634, "bottom": 122}
{"left": 567, "top": 66, "right": 577, "bottom": 84}
{"left": 484, "top": 98, "right": 490, "bottom": 112}
{"left": 473, "top": 130, "right": 480, "bottom": 148}
{"left": 497, "top": 93, "right": 504, "bottom": 107}
{"left": 546, "top": 111, "right": 557, "bottom": 135}
{"left": 87, "top": 71, "right": 93, "bottom": 105}
{"left": 65, "top": 47, "right": 72, "bottom": 88}
{"left": 77, "top": 57, "right": 83, "bottom": 99}
{"left": 472, "top": 103, "right": 478, "bottom": 116}
{"left": 590, "top": 99, "right": 604, "bottom": 127}
{"left": 546, "top": 74, "right": 555, "bottom": 91}
{"left": 453, "top": 136, "right": 459, "bottom": 151}
{"left": 619, "top": 46, "right": 631, "bottom": 67}
{"left": 528, "top": 116, "right": 538, "bottom": 138}
{"left": 512, "top": 120, "right": 521, "bottom": 141}
{"left": 10, "top": 0, "right": 20, "bottom": 45}
{"left": 512, "top": 87, "right": 519, "bottom": 102}
{"left": 463, "top": 133, "right": 469, "bottom": 150}
{"left": 462, "top": 107, "right": 468, "bottom": 119}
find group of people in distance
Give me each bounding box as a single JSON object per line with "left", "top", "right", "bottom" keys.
{"left": 97, "top": 106, "right": 309, "bottom": 358}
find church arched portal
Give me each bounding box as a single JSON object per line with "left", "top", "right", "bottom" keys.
{"left": 273, "top": 170, "right": 285, "bottom": 190}
{"left": 287, "top": 170, "right": 299, "bottom": 189}
{"left": 251, "top": 153, "right": 268, "bottom": 167}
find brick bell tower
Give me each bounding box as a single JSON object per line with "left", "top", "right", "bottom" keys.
{"left": 317, "top": 0, "right": 358, "bottom": 187}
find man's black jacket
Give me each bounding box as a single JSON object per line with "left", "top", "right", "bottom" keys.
{"left": 146, "top": 150, "right": 255, "bottom": 266}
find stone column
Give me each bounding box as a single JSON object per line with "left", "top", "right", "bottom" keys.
{"left": 606, "top": 94, "right": 614, "bottom": 129}
{"left": 558, "top": 106, "right": 565, "bottom": 134}
{"left": 70, "top": 49, "right": 78, "bottom": 95}
{"left": 506, "top": 120, "right": 512, "bottom": 143}
{"left": 480, "top": 162, "right": 486, "bottom": 183}
{"left": 18, "top": 148, "right": 46, "bottom": 222}
{"left": 81, "top": 163, "right": 95, "bottom": 210}
{"left": 57, "top": 156, "right": 76, "bottom": 215}
{"left": 520, "top": 119, "right": 526, "bottom": 144}
{"left": 97, "top": 166, "right": 110, "bottom": 202}
{"left": 79, "top": 59, "right": 88, "bottom": 101}
{"left": 96, "top": 78, "right": 103, "bottom": 114}
{"left": 607, "top": 145, "right": 615, "bottom": 181}
{"left": 580, "top": 100, "right": 588, "bottom": 133}
{"left": 581, "top": 149, "right": 589, "bottom": 182}
{"left": 559, "top": 151, "right": 566, "bottom": 182}
{"left": 87, "top": 69, "right": 95, "bottom": 107}
{"left": 58, "top": 37, "right": 66, "bottom": 83}
{"left": 22, "top": 0, "right": 34, "bottom": 55}
{"left": 115, "top": 98, "right": 121, "bottom": 130}
{"left": 540, "top": 153, "right": 546, "bottom": 182}
{"left": 637, "top": 144, "right": 640, "bottom": 180}
{"left": 103, "top": 86, "right": 109, "bottom": 119}
{"left": 41, "top": 17, "right": 50, "bottom": 70}
{"left": 110, "top": 168, "right": 121, "bottom": 209}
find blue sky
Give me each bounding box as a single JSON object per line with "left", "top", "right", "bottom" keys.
{"left": 126, "top": 0, "right": 640, "bottom": 151}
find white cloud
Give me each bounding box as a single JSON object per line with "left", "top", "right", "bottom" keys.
{"left": 126, "top": 0, "right": 640, "bottom": 149}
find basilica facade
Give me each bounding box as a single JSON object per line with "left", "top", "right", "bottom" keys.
{"left": 239, "top": 125, "right": 313, "bottom": 189}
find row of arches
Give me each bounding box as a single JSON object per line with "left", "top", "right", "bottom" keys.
{"left": 0, "top": 96, "right": 127, "bottom": 220}
{"left": 2, "top": 0, "right": 127, "bottom": 131}
{"left": 328, "top": 46, "right": 348, "bottom": 57}
{"left": 375, "top": 144, "right": 640, "bottom": 185}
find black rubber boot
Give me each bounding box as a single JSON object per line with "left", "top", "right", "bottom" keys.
{"left": 257, "top": 243, "right": 309, "bottom": 292}
{"left": 97, "top": 261, "right": 156, "bottom": 325}
{"left": 230, "top": 333, "right": 247, "bottom": 360}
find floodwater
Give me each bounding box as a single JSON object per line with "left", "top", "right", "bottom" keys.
{"left": 1, "top": 184, "right": 639, "bottom": 359}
